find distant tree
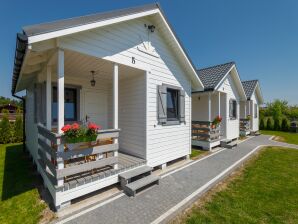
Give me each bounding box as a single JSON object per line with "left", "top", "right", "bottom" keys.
{"left": 14, "top": 115, "right": 23, "bottom": 142}
{"left": 266, "top": 117, "right": 273, "bottom": 130}
{"left": 0, "top": 96, "right": 22, "bottom": 108}
{"left": 274, "top": 118, "right": 281, "bottom": 131}
{"left": 281, "top": 118, "right": 290, "bottom": 132}
{"left": 259, "top": 118, "right": 265, "bottom": 130}
{"left": 0, "top": 110, "right": 12, "bottom": 143}
{"left": 266, "top": 99, "right": 288, "bottom": 120}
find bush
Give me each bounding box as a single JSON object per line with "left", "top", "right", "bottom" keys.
{"left": 266, "top": 117, "right": 273, "bottom": 130}
{"left": 274, "top": 118, "right": 281, "bottom": 131}
{"left": 0, "top": 113, "right": 12, "bottom": 144}
{"left": 259, "top": 118, "right": 265, "bottom": 130}
{"left": 281, "top": 118, "right": 290, "bottom": 132}
{"left": 14, "top": 115, "right": 23, "bottom": 142}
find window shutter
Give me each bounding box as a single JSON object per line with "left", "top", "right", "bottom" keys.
{"left": 34, "top": 83, "right": 42, "bottom": 123}
{"left": 157, "top": 85, "right": 167, "bottom": 124}
{"left": 41, "top": 82, "right": 47, "bottom": 125}
{"left": 229, "top": 99, "right": 232, "bottom": 118}
{"left": 234, "top": 101, "right": 237, "bottom": 118}
{"left": 179, "top": 90, "right": 185, "bottom": 123}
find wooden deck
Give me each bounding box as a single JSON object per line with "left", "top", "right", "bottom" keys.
{"left": 62, "top": 152, "right": 146, "bottom": 191}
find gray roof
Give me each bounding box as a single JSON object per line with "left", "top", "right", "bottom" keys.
{"left": 23, "top": 3, "right": 159, "bottom": 36}
{"left": 241, "top": 80, "right": 258, "bottom": 99}
{"left": 196, "top": 62, "right": 235, "bottom": 90}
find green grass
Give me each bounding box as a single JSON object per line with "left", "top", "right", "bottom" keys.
{"left": 260, "top": 130, "right": 298, "bottom": 145}
{"left": 185, "top": 147, "right": 298, "bottom": 224}
{"left": 0, "top": 144, "right": 46, "bottom": 224}
{"left": 191, "top": 148, "right": 207, "bottom": 159}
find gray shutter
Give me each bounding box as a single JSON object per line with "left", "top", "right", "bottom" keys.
{"left": 179, "top": 89, "right": 185, "bottom": 123}
{"left": 157, "top": 85, "right": 167, "bottom": 124}
{"left": 229, "top": 99, "right": 232, "bottom": 118}
{"left": 41, "top": 82, "right": 47, "bottom": 125}
{"left": 34, "top": 84, "right": 41, "bottom": 123}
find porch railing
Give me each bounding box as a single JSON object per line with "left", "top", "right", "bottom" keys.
{"left": 240, "top": 118, "right": 250, "bottom": 132}
{"left": 37, "top": 124, "right": 119, "bottom": 187}
{"left": 192, "top": 121, "right": 220, "bottom": 142}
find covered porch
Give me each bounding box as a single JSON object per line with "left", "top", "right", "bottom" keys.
{"left": 34, "top": 48, "right": 147, "bottom": 209}
{"left": 240, "top": 100, "right": 251, "bottom": 135}
{"left": 192, "top": 91, "right": 226, "bottom": 150}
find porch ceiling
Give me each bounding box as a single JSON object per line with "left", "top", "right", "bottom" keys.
{"left": 56, "top": 50, "right": 144, "bottom": 81}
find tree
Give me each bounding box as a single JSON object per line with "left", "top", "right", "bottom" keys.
{"left": 274, "top": 118, "right": 281, "bottom": 131}
{"left": 266, "top": 117, "right": 273, "bottom": 130}
{"left": 14, "top": 115, "right": 23, "bottom": 142}
{"left": 281, "top": 118, "right": 290, "bottom": 132}
{"left": 0, "top": 110, "right": 12, "bottom": 143}
{"left": 266, "top": 99, "right": 288, "bottom": 120}
{"left": 259, "top": 118, "right": 265, "bottom": 130}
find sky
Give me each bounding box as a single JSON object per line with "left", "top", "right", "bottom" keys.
{"left": 0, "top": 0, "right": 297, "bottom": 104}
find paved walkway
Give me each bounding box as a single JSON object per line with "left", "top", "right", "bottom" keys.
{"left": 57, "top": 135, "right": 298, "bottom": 224}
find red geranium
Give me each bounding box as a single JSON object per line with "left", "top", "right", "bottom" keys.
{"left": 88, "top": 123, "right": 101, "bottom": 130}
{"left": 61, "top": 124, "right": 71, "bottom": 132}
{"left": 72, "top": 123, "right": 80, "bottom": 130}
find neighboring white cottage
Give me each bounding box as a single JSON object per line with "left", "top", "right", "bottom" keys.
{"left": 11, "top": 4, "right": 204, "bottom": 209}
{"left": 192, "top": 62, "right": 246, "bottom": 150}
{"left": 240, "top": 80, "right": 264, "bottom": 134}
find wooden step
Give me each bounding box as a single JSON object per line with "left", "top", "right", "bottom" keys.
{"left": 221, "top": 139, "right": 237, "bottom": 149}
{"left": 124, "top": 174, "right": 160, "bottom": 197}
{"left": 226, "top": 142, "right": 237, "bottom": 149}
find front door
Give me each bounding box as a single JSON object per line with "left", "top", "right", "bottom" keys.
{"left": 84, "top": 90, "right": 108, "bottom": 129}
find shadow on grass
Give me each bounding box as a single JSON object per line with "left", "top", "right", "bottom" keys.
{"left": 1, "top": 144, "right": 42, "bottom": 201}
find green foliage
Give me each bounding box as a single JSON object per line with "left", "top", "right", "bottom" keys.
{"left": 266, "top": 117, "right": 273, "bottom": 130}
{"left": 281, "top": 118, "right": 290, "bottom": 132}
{"left": 14, "top": 115, "right": 23, "bottom": 143}
{"left": 274, "top": 117, "right": 281, "bottom": 131}
{"left": 260, "top": 130, "right": 298, "bottom": 145}
{"left": 0, "top": 96, "right": 22, "bottom": 108}
{"left": 266, "top": 99, "right": 288, "bottom": 120}
{"left": 259, "top": 117, "right": 265, "bottom": 130}
{"left": 0, "top": 113, "right": 12, "bottom": 144}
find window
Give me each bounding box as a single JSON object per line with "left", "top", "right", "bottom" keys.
{"left": 157, "top": 84, "right": 185, "bottom": 125}
{"left": 254, "top": 103, "right": 258, "bottom": 118}
{"left": 229, "top": 99, "right": 237, "bottom": 119}
{"left": 166, "top": 88, "right": 179, "bottom": 121}
{"left": 52, "top": 87, "right": 78, "bottom": 123}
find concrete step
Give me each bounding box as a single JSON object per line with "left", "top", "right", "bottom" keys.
{"left": 119, "top": 165, "right": 152, "bottom": 181}
{"left": 221, "top": 139, "right": 237, "bottom": 149}
{"left": 124, "top": 174, "right": 160, "bottom": 197}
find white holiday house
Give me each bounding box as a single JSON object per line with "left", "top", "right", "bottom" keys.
{"left": 240, "top": 80, "right": 264, "bottom": 135}
{"left": 11, "top": 4, "right": 204, "bottom": 209}
{"left": 192, "top": 62, "right": 246, "bottom": 150}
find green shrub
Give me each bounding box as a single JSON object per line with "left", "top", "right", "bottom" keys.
{"left": 266, "top": 117, "right": 273, "bottom": 130}
{"left": 14, "top": 115, "right": 23, "bottom": 142}
{"left": 281, "top": 118, "right": 290, "bottom": 132}
{"left": 0, "top": 113, "right": 12, "bottom": 143}
{"left": 274, "top": 118, "right": 281, "bottom": 131}
{"left": 259, "top": 118, "right": 265, "bottom": 130}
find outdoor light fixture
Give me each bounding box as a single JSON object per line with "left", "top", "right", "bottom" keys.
{"left": 90, "top": 70, "right": 96, "bottom": 87}
{"left": 147, "top": 25, "right": 155, "bottom": 33}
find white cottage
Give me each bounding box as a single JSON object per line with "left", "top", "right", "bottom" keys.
{"left": 192, "top": 62, "right": 246, "bottom": 150}
{"left": 11, "top": 4, "right": 204, "bottom": 209}
{"left": 240, "top": 80, "right": 264, "bottom": 135}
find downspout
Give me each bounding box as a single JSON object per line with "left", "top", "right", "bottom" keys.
{"left": 12, "top": 94, "right": 26, "bottom": 152}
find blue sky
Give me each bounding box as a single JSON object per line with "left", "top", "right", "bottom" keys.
{"left": 1, "top": 0, "right": 297, "bottom": 104}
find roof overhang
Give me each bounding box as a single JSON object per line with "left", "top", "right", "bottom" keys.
{"left": 12, "top": 3, "right": 204, "bottom": 94}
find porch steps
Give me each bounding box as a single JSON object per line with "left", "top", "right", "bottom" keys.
{"left": 220, "top": 139, "right": 238, "bottom": 149}
{"left": 250, "top": 131, "right": 261, "bottom": 136}
{"left": 119, "top": 165, "right": 160, "bottom": 197}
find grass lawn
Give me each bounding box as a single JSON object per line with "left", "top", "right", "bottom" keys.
{"left": 0, "top": 144, "right": 48, "bottom": 224}
{"left": 191, "top": 148, "right": 208, "bottom": 159}
{"left": 260, "top": 130, "right": 298, "bottom": 145}
{"left": 184, "top": 147, "right": 298, "bottom": 224}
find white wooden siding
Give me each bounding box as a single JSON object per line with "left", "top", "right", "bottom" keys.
{"left": 119, "top": 72, "right": 146, "bottom": 159}
{"left": 217, "top": 74, "right": 240, "bottom": 140}
{"left": 250, "top": 93, "right": 259, "bottom": 131}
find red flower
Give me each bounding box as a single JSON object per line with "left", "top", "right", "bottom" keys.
{"left": 61, "top": 124, "right": 71, "bottom": 132}
{"left": 88, "top": 123, "right": 101, "bottom": 130}
{"left": 217, "top": 115, "right": 222, "bottom": 122}
{"left": 72, "top": 123, "right": 80, "bottom": 130}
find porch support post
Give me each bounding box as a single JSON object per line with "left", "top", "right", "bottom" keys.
{"left": 208, "top": 93, "right": 211, "bottom": 122}
{"left": 46, "top": 65, "right": 52, "bottom": 130}
{"left": 244, "top": 102, "right": 247, "bottom": 118}
{"left": 218, "top": 92, "right": 221, "bottom": 116}
{"left": 248, "top": 100, "right": 251, "bottom": 116}
{"left": 57, "top": 49, "right": 65, "bottom": 187}
{"left": 113, "top": 63, "right": 119, "bottom": 170}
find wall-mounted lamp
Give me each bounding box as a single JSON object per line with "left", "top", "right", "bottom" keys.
{"left": 144, "top": 24, "right": 156, "bottom": 33}
{"left": 90, "top": 70, "right": 96, "bottom": 87}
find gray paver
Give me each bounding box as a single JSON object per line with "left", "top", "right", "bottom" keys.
{"left": 60, "top": 135, "right": 297, "bottom": 224}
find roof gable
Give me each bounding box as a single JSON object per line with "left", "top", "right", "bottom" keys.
{"left": 196, "top": 62, "right": 235, "bottom": 90}
{"left": 242, "top": 80, "right": 264, "bottom": 104}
